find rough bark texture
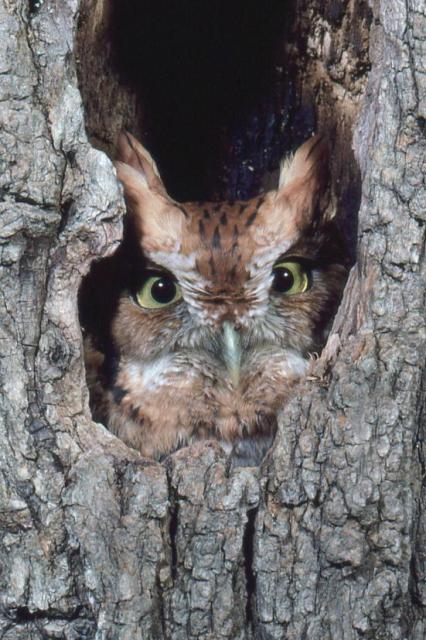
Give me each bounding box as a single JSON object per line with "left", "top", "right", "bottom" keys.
{"left": 0, "top": 1, "right": 425, "bottom": 640}
{"left": 75, "top": 0, "right": 143, "bottom": 154}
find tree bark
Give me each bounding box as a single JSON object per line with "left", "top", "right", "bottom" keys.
{"left": 0, "top": 1, "right": 425, "bottom": 639}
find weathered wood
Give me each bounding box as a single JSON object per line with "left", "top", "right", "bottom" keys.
{"left": 0, "top": 1, "right": 425, "bottom": 639}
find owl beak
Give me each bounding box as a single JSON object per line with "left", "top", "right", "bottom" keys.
{"left": 221, "top": 321, "right": 241, "bottom": 388}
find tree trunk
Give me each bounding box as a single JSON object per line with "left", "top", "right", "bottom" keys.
{"left": 1, "top": 1, "right": 425, "bottom": 639}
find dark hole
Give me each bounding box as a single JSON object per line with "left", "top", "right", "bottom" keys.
{"left": 76, "top": 0, "right": 317, "bottom": 202}
{"left": 58, "top": 198, "right": 75, "bottom": 236}
{"left": 28, "top": 0, "right": 41, "bottom": 16}
{"left": 110, "top": 0, "right": 298, "bottom": 200}
{"left": 243, "top": 507, "right": 257, "bottom": 623}
{"left": 417, "top": 116, "right": 426, "bottom": 138}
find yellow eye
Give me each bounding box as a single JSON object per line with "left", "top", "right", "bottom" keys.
{"left": 272, "top": 261, "right": 309, "bottom": 295}
{"left": 135, "top": 275, "right": 182, "bottom": 309}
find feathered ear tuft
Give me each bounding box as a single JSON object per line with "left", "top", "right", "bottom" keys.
{"left": 277, "top": 135, "right": 331, "bottom": 228}
{"left": 113, "top": 131, "right": 185, "bottom": 253}
{"left": 115, "top": 130, "right": 167, "bottom": 197}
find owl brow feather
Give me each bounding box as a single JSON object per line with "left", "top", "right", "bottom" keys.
{"left": 179, "top": 279, "right": 210, "bottom": 297}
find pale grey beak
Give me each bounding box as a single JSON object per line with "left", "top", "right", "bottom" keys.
{"left": 221, "top": 322, "right": 241, "bottom": 387}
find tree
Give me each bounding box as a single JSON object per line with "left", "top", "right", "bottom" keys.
{"left": 0, "top": 0, "right": 425, "bottom": 638}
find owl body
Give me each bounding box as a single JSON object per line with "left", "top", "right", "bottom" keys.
{"left": 81, "top": 132, "right": 347, "bottom": 462}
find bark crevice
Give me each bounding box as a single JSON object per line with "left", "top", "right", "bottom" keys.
{"left": 243, "top": 505, "right": 258, "bottom": 625}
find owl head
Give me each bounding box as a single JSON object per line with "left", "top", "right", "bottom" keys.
{"left": 83, "top": 132, "right": 348, "bottom": 461}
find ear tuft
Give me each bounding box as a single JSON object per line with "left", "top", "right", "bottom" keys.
{"left": 116, "top": 130, "right": 167, "bottom": 197}
{"left": 279, "top": 135, "right": 328, "bottom": 189}
{"left": 277, "top": 135, "right": 331, "bottom": 227}
{"left": 113, "top": 160, "right": 149, "bottom": 209}
{"left": 114, "top": 132, "right": 185, "bottom": 253}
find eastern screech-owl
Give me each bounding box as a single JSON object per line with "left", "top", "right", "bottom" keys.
{"left": 81, "top": 131, "right": 347, "bottom": 464}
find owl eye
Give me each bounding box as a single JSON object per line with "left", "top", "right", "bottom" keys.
{"left": 272, "top": 261, "right": 310, "bottom": 295}
{"left": 135, "top": 275, "right": 182, "bottom": 309}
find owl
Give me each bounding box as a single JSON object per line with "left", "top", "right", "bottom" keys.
{"left": 80, "top": 132, "right": 348, "bottom": 465}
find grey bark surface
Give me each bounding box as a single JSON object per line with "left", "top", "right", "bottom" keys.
{"left": 0, "top": 1, "right": 425, "bottom": 639}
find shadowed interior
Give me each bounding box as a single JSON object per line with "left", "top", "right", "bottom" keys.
{"left": 109, "top": 0, "right": 298, "bottom": 201}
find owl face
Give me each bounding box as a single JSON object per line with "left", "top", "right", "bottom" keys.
{"left": 85, "top": 132, "right": 347, "bottom": 459}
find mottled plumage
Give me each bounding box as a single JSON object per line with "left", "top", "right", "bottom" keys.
{"left": 80, "top": 132, "right": 348, "bottom": 463}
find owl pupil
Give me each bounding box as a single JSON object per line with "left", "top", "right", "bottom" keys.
{"left": 273, "top": 268, "right": 294, "bottom": 292}
{"left": 151, "top": 278, "right": 176, "bottom": 303}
